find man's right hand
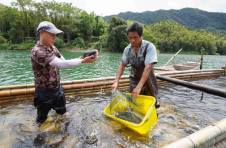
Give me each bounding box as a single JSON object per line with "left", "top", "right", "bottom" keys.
{"left": 81, "top": 51, "right": 98, "bottom": 63}
{"left": 111, "top": 81, "right": 119, "bottom": 90}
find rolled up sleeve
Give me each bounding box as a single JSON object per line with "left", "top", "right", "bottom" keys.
{"left": 145, "top": 43, "right": 157, "bottom": 65}
{"left": 120, "top": 48, "right": 129, "bottom": 66}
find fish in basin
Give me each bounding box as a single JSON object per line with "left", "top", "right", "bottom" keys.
{"left": 115, "top": 111, "right": 143, "bottom": 124}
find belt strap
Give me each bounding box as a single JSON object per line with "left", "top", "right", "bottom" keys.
{"left": 144, "top": 42, "right": 150, "bottom": 59}
{"left": 36, "top": 86, "right": 60, "bottom": 92}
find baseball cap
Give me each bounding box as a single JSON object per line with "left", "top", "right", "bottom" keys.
{"left": 36, "top": 21, "right": 64, "bottom": 34}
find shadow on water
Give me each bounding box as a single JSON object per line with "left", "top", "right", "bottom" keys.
{"left": 0, "top": 76, "right": 226, "bottom": 147}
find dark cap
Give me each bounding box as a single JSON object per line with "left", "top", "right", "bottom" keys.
{"left": 36, "top": 21, "right": 64, "bottom": 34}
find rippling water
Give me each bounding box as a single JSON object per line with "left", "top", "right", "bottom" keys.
{"left": 0, "top": 51, "right": 226, "bottom": 147}
{"left": 0, "top": 76, "right": 226, "bottom": 147}
{"left": 0, "top": 51, "right": 225, "bottom": 86}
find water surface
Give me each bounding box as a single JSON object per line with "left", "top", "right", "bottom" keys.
{"left": 0, "top": 51, "right": 225, "bottom": 86}
{"left": 0, "top": 76, "right": 225, "bottom": 147}
{"left": 0, "top": 51, "right": 225, "bottom": 147}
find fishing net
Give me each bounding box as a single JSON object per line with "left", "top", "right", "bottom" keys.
{"left": 109, "top": 90, "right": 145, "bottom": 124}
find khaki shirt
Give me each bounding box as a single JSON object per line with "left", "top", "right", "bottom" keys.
{"left": 121, "top": 39, "right": 157, "bottom": 66}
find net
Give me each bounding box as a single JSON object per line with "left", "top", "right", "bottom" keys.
{"left": 109, "top": 90, "right": 145, "bottom": 124}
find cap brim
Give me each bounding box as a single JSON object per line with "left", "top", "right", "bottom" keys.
{"left": 46, "top": 28, "right": 64, "bottom": 34}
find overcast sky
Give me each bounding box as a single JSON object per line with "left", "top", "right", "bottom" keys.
{"left": 1, "top": 0, "right": 226, "bottom": 16}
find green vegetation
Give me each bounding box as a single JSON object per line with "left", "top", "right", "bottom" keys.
{"left": 145, "top": 21, "right": 226, "bottom": 55}
{"left": 0, "top": 1, "right": 226, "bottom": 55}
{"left": 103, "top": 8, "right": 226, "bottom": 34}
{"left": 0, "top": 0, "right": 106, "bottom": 50}
{"left": 0, "top": 43, "right": 35, "bottom": 50}
{"left": 106, "top": 17, "right": 129, "bottom": 52}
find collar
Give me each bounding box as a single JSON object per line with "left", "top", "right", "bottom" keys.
{"left": 128, "top": 39, "right": 145, "bottom": 50}
{"left": 36, "top": 41, "right": 53, "bottom": 52}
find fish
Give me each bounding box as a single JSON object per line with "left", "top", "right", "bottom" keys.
{"left": 85, "top": 135, "right": 98, "bottom": 144}
{"left": 82, "top": 49, "right": 97, "bottom": 59}
{"left": 115, "top": 111, "right": 142, "bottom": 124}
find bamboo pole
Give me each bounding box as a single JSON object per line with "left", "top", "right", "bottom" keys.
{"left": 0, "top": 72, "right": 223, "bottom": 99}
{"left": 200, "top": 49, "right": 204, "bottom": 70}
{"left": 164, "top": 73, "right": 223, "bottom": 80}
{"left": 0, "top": 69, "right": 224, "bottom": 91}
{"left": 162, "top": 72, "right": 222, "bottom": 78}
{"left": 0, "top": 100, "right": 11, "bottom": 104}
{"left": 212, "top": 138, "right": 226, "bottom": 148}
{"left": 157, "top": 74, "right": 223, "bottom": 86}
{"left": 11, "top": 98, "right": 28, "bottom": 102}
{"left": 158, "top": 69, "right": 224, "bottom": 76}
{"left": 164, "top": 48, "right": 182, "bottom": 66}
{"left": 0, "top": 79, "right": 130, "bottom": 98}
{"left": 0, "top": 69, "right": 224, "bottom": 104}
{"left": 0, "top": 75, "right": 222, "bottom": 98}
{"left": 195, "top": 58, "right": 201, "bottom": 65}
{"left": 156, "top": 75, "right": 226, "bottom": 98}
{"left": 225, "top": 64, "right": 226, "bottom": 76}
{"left": 27, "top": 97, "right": 33, "bottom": 100}
{"left": 0, "top": 86, "right": 130, "bottom": 104}
{"left": 64, "top": 86, "right": 129, "bottom": 97}
{"left": 0, "top": 76, "right": 130, "bottom": 91}
{"left": 156, "top": 74, "right": 222, "bottom": 84}
{"left": 163, "top": 118, "right": 226, "bottom": 148}
{"left": 0, "top": 96, "right": 15, "bottom": 101}
{"left": 15, "top": 94, "right": 33, "bottom": 98}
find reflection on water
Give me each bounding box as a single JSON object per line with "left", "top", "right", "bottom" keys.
{"left": 0, "top": 76, "right": 226, "bottom": 147}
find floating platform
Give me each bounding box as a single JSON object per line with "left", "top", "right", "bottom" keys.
{"left": 0, "top": 68, "right": 225, "bottom": 104}
{"left": 0, "top": 67, "right": 225, "bottom": 147}
{"left": 0, "top": 68, "right": 224, "bottom": 104}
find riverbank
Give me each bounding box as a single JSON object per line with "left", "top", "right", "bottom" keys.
{"left": 0, "top": 49, "right": 218, "bottom": 55}
{"left": 0, "top": 43, "right": 219, "bottom": 55}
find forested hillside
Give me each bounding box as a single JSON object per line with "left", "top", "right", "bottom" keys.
{"left": 0, "top": 1, "right": 106, "bottom": 50}
{"left": 144, "top": 21, "right": 226, "bottom": 55}
{"left": 103, "top": 8, "right": 226, "bottom": 34}
{"left": 0, "top": 1, "right": 226, "bottom": 55}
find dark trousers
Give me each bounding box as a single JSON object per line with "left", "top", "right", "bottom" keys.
{"left": 34, "top": 85, "right": 66, "bottom": 124}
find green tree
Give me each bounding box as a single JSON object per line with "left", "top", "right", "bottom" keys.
{"left": 72, "top": 37, "right": 86, "bottom": 49}
{"left": 107, "top": 17, "right": 129, "bottom": 52}
{"left": 143, "top": 30, "right": 158, "bottom": 49}
{"left": 77, "top": 11, "right": 95, "bottom": 43}
{"left": 93, "top": 16, "right": 106, "bottom": 36}
{"left": 0, "top": 36, "right": 7, "bottom": 44}
{"left": 161, "top": 40, "right": 170, "bottom": 52}
{"left": 11, "top": 0, "right": 34, "bottom": 37}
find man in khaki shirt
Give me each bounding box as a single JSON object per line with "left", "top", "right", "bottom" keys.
{"left": 111, "top": 22, "right": 159, "bottom": 108}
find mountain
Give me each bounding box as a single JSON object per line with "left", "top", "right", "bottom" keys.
{"left": 103, "top": 8, "right": 226, "bottom": 33}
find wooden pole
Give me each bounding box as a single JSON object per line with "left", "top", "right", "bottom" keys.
{"left": 225, "top": 64, "right": 226, "bottom": 76}
{"left": 164, "top": 118, "right": 226, "bottom": 148}
{"left": 156, "top": 75, "right": 226, "bottom": 98}
{"left": 164, "top": 48, "right": 182, "bottom": 66}
{"left": 158, "top": 69, "right": 224, "bottom": 76}
{"left": 200, "top": 48, "right": 204, "bottom": 70}
{"left": 0, "top": 76, "right": 130, "bottom": 90}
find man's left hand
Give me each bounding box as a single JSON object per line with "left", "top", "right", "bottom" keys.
{"left": 131, "top": 86, "right": 142, "bottom": 98}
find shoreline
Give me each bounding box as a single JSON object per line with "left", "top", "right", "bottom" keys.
{"left": 0, "top": 48, "right": 121, "bottom": 53}
{"left": 0, "top": 49, "right": 219, "bottom": 55}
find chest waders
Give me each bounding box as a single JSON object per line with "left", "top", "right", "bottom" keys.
{"left": 126, "top": 42, "right": 158, "bottom": 99}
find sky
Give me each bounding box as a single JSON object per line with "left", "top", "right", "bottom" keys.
{"left": 1, "top": 0, "right": 226, "bottom": 16}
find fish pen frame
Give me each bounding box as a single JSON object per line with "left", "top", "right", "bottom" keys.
{"left": 0, "top": 68, "right": 225, "bottom": 147}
